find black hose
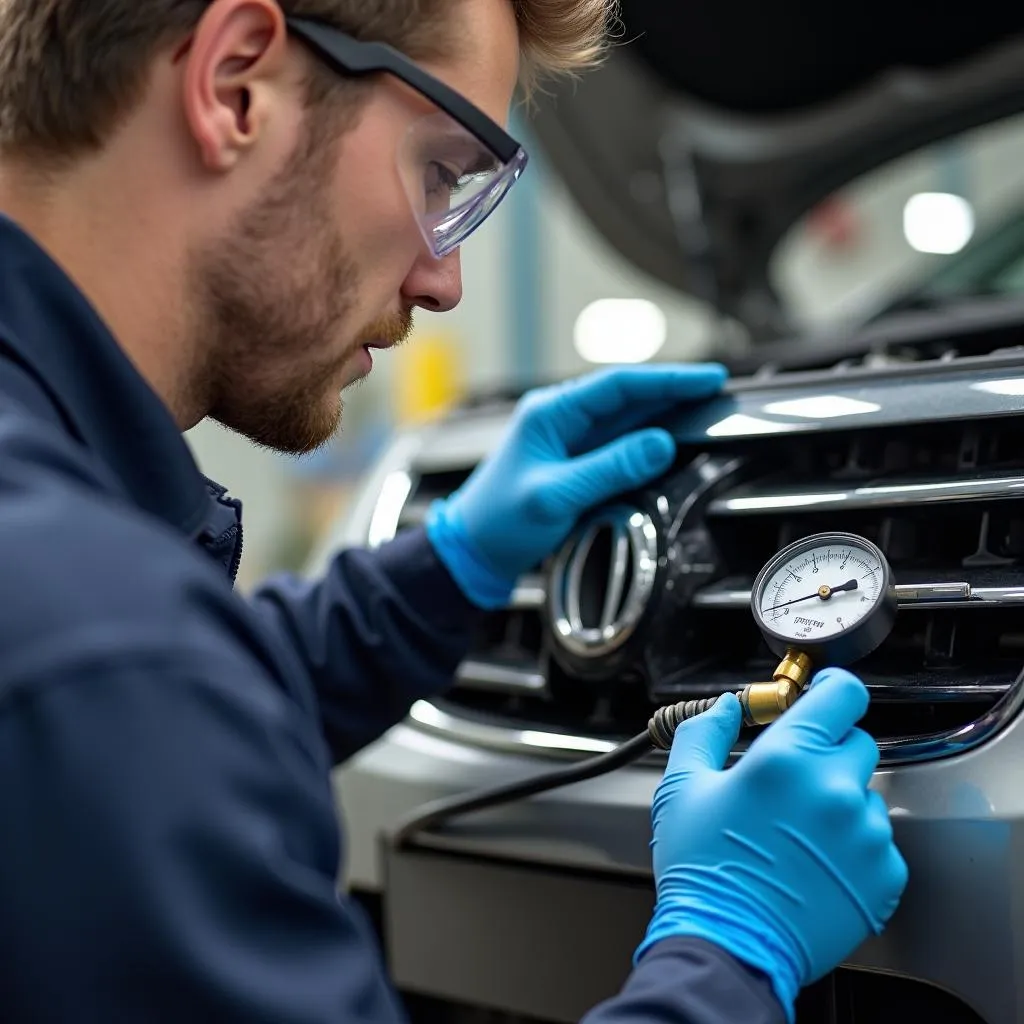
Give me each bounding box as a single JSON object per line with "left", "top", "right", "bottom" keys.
{"left": 648, "top": 696, "right": 721, "bottom": 748}
{"left": 391, "top": 730, "right": 654, "bottom": 847}
{"left": 389, "top": 694, "right": 737, "bottom": 848}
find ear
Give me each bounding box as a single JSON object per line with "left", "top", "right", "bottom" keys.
{"left": 180, "top": 0, "right": 291, "bottom": 172}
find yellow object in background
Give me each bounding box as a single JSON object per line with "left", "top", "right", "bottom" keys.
{"left": 394, "top": 332, "right": 465, "bottom": 425}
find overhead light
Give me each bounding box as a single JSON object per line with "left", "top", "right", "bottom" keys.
{"left": 573, "top": 298, "right": 667, "bottom": 364}
{"left": 902, "top": 192, "right": 974, "bottom": 255}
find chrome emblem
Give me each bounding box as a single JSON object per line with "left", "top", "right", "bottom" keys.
{"left": 548, "top": 506, "right": 659, "bottom": 658}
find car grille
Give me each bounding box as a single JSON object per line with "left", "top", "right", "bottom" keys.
{"left": 384, "top": 412, "right": 1024, "bottom": 761}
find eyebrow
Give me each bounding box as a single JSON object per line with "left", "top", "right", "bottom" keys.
{"left": 463, "top": 152, "right": 501, "bottom": 174}
{"left": 425, "top": 131, "right": 501, "bottom": 174}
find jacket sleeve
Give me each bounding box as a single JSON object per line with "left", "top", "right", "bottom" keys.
{"left": 582, "top": 938, "right": 786, "bottom": 1024}
{"left": 249, "top": 526, "right": 484, "bottom": 763}
{"left": 0, "top": 639, "right": 409, "bottom": 1024}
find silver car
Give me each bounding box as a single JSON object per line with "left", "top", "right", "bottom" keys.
{"left": 308, "top": 9, "right": 1024, "bottom": 1023}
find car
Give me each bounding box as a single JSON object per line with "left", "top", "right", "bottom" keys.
{"left": 305, "top": 4, "right": 1024, "bottom": 1022}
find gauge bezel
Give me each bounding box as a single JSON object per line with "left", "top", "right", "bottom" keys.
{"left": 750, "top": 531, "right": 898, "bottom": 665}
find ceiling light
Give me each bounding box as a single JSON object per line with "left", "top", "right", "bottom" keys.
{"left": 902, "top": 192, "right": 974, "bottom": 255}
{"left": 573, "top": 299, "right": 667, "bottom": 364}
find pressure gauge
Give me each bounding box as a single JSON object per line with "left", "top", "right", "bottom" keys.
{"left": 751, "top": 532, "right": 897, "bottom": 666}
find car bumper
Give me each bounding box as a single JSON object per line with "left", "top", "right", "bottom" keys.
{"left": 332, "top": 703, "right": 1024, "bottom": 1024}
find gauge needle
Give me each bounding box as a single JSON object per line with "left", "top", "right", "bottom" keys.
{"left": 766, "top": 578, "right": 858, "bottom": 612}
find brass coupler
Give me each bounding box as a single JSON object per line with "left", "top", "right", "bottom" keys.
{"left": 647, "top": 648, "right": 814, "bottom": 749}
{"left": 737, "top": 648, "right": 813, "bottom": 726}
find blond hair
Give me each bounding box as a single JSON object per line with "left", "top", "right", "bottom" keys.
{"left": 0, "top": 0, "right": 619, "bottom": 161}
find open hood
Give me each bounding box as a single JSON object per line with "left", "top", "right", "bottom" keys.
{"left": 525, "top": 2, "right": 1024, "bottom": 341}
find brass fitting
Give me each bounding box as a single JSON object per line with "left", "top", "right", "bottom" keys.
{"left": 737, "top": 648, "right": 813, "bottom": 726}
{"left": 646, "top": 648, "right": 815, "bottom": 749}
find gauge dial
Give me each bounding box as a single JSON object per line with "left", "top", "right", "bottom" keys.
{"left": 751, "top": 532, "right": 897, "bottom": 665}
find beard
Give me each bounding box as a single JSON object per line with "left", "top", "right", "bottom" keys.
{"left": 187, "top": 114, "right": 413, "bottom": 455}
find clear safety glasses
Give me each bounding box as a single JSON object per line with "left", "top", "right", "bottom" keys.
{"left": 287, "top": 18, "right": 529, "bottom": 258}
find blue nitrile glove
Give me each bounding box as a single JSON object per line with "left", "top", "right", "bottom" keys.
{"left": 636, "top": 669, "right": 908, "bottom": 1022}
{"left": 425, "top": 364, "right": 727, "bottom": 608}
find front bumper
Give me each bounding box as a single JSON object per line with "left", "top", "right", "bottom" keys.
{"left": 333, "top": 703, "right": 1024, "bottom": 1024}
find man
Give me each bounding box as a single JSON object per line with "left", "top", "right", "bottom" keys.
{"left": 0, "top": 1, "right": 907, "bottom": 1022}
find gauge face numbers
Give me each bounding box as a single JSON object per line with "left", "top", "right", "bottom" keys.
{"left": 756, "top": 540, "right": 885, "bottom": 644}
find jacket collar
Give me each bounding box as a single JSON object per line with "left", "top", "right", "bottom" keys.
{"left": 0, "top": 215, "right": 212, "bottom": 537}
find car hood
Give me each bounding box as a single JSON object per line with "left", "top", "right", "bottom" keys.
{"left": 525, "top": 1, "right": 1024, "bottom": 341}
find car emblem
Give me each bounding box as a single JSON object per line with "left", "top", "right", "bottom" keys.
{"left": 548, "top": 506, "right": 659, "bottom": 658}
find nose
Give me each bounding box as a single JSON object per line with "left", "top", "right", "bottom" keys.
{"left": 401, "top": 248, "right": 463, "bottom": 313}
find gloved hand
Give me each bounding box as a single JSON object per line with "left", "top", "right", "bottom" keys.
{"left": 636, "top": 669, "right": 908, "bottom": 1022}
{"left": 425, "top": 363, "right": 727, "bottom": 607}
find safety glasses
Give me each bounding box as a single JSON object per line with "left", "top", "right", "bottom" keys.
{"left": 287, "top": 17, "right": 529, "bottom": 259}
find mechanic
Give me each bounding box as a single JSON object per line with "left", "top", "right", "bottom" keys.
{"left": 0, "top": 1, "right": 907, "bottom": 1022}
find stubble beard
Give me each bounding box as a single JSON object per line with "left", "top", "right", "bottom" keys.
{"left": 190, "top": 115, "right": 359, "bottom": 456}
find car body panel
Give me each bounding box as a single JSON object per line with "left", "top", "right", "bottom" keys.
{"left": 333, "top": 703, "right": 1024, "bottom": 1022}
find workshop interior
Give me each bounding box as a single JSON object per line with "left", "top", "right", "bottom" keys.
{"left": 189, "top": 3, "right": 1024, "bottom": 1022}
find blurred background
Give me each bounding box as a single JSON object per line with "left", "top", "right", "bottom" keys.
{"left": 186, "top": 102, "right": 1024, "bottom": 588}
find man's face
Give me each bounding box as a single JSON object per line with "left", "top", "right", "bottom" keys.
{"left": 189, "top": 0, "right": 521, "bottom": 455}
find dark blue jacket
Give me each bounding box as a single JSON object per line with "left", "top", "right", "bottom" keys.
{"left": 0, "top": 215, "right": 783, "bottom": 1023}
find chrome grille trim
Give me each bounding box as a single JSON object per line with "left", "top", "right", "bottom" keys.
{"left": 694, "top": 581, "right": 1024, "bottom": 610}
{"left": 455, "top": 660, "right": 546, "bottom": 695}
{"left": 707, "top": 474, "right": 1024, "bottom": 516}
{"left": 407, "top": 700, "right": 628, "bottom": 760}
{"left": 367, "top": 386, "right": 1024, "bottom": 766}
{"left": 408, "top": 665, "right": 1024, "bottom": 766}
{"left": 510, "top": 576, "right": 545, "bottom": 609}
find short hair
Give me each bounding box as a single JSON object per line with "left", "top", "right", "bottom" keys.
{"left": 0, "top": 0, "right": 618, "bottom": 162}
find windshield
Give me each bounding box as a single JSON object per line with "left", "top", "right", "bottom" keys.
{"left": 771, "top": 110, "right": 1024, "bottom": 331}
